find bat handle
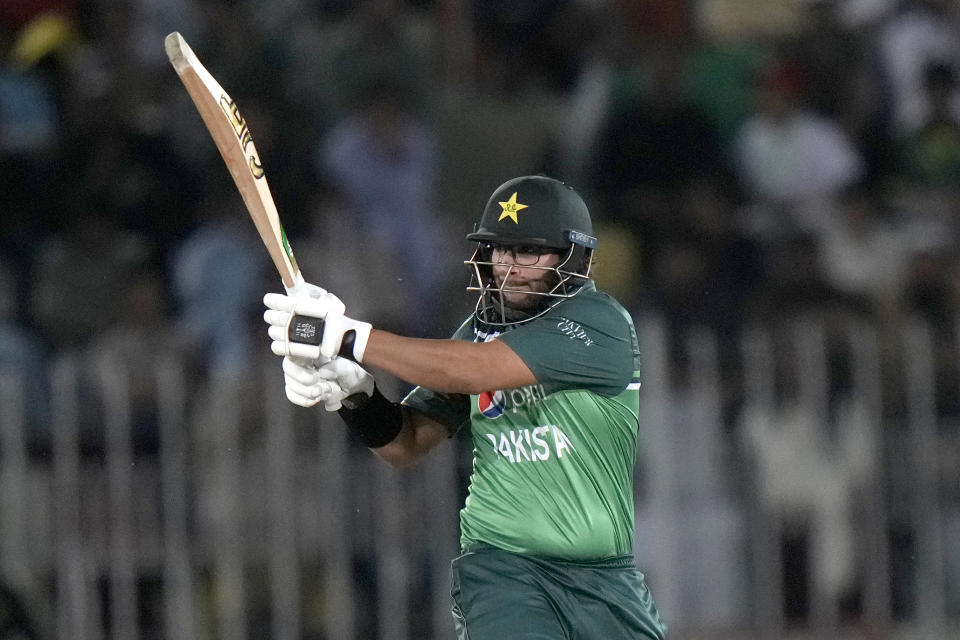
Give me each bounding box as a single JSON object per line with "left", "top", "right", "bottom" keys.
{"left": 284, "top": 271, "right": 309, "bottom": 298}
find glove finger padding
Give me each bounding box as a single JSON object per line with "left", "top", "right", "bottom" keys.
{"left": 268, "top": 325, "right": 289, "bottom": 344}
{"left": 280, "top": 356, "right": 361, "bottom": 411}
{"left": 302, "top": 282, "right": 329, "bottom": 299}
{"left": 265, "top": 289, "right": 346, "bottom": 360}
{"left": 264, "top": 309, "right": 291, "bottom": 327}
{"left": 286, "top": 385, "right": 328, "bottom": 408}
{"left": 315, "top": 357, "right": 375, "bottom": 398}
{"left": 263, "top": 291, "right": 345, "bottom": 319}
{"left": 284, "top": 374, "right": 332, "bottom": 401}
{"left": 316, "top": 358, "right": 349, "bottom": 380}
{"left": 286, "top": 382, "right": 347, "bottom": 410}
{"left": 272, "top": 339, "right": 322, "bottom": 361}
{"left": 263, "top": 285, "right": 371, "bottom": 363}
{"left": 282, "top": 278, "right": 330, "bottom": 301}
{"left": 323, "top": 392, "right": 348, "bottom": 411}
{"left": 282, "top": 356, "right": 320, "bottom": 385}
{"left": 284, "top": 372, "right": 347, "bottom": 409}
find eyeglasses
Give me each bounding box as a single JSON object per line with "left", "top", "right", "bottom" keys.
{"left": 480, "top": 242, "right": 560, "bottom": 266}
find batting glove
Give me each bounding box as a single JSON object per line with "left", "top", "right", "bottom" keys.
{"left": 282, "top": 356, "right": 374, "bottom": 410}
{"left": 263, "top": 284, "right": 372, "bottom": 362}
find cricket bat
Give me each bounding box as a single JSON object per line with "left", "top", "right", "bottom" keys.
{"left": 164, "top": 31, "right": 305, "bottom": 296}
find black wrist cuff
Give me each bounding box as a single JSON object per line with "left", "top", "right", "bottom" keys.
{"left": 337, "top": 385, "right": 403, "bottom": 448}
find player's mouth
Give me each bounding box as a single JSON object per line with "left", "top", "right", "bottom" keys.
{"left": 498, "top": 278, "right": 539, "bottom": 294}
{"left": 499, "top": 281, "right": 543, "bottom": 305}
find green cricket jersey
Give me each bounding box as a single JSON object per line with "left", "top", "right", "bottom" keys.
{"left": 403, "top": 281, "right": 642, "bottom": 561}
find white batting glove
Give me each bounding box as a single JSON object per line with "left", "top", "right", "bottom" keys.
{"left": 263, "top": 284, "right": 372, "bottom": 362}
{"left": 282, "top": 356, "right": 374, "bottom": 410}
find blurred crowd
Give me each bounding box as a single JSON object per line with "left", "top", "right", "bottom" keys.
{"left": 1, "top": 0, "right": 959, "bottom": 394}
{"left": 2, "top": 0, "right": 960, "bottom": 633}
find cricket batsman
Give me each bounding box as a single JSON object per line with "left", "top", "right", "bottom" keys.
{"left": 263, "top": 175, "right": 668, "bottom": 639}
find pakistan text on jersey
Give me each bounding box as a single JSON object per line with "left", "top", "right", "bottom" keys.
{"left": 484, "top": 426, "right": 575, "bottom": 463}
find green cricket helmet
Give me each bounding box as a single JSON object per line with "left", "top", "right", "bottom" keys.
{"left": 466, "top": 175, "right": 596, "bottom": 249}
{"left": 465, "top": 175, "right": 597, "bottom": 325}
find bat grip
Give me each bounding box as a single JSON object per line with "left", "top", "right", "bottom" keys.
{"left": 284, "top": 271, "right": 309, "bottom": 298}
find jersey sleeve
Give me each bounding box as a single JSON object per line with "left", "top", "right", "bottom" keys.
{"left": 399, "top": 316, "right": 474, "bottom": 436}
{"left": 400, "top": 387, "right": 470, "bottom": 436}
{"left": 495, "top": 290, "right": 638, "bottom": 397}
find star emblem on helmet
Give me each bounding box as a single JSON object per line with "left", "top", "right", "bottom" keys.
{"left": 497, "top": 192, "right": 529, "bottom": 224}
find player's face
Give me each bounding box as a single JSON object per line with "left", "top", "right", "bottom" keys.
{"left": 488, "top": 244, "right": 562, "bottom": 310}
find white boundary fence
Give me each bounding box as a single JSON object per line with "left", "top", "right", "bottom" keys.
{"left": 1, "top": 312, "right": 959, "bottom": 639}
{"left": 0, "top": 355, "right": 461, "bottom": 640}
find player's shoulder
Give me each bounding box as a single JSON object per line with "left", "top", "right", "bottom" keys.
{"left": 547, "top": 281, "right": 634, "bottom": 330}
{"left": 555, "top": 281, "right": 622, "bottom": 310}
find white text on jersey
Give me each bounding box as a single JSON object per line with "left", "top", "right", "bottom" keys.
{"left": 557, "top": 317, "right": 594, "bottom": 346}
{"left": 484, "top": 426, "right": 575, "bottom": 463}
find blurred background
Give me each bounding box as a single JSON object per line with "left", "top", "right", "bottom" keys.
{"left": 1, "top": 0, "right": 960, "bottom": 638}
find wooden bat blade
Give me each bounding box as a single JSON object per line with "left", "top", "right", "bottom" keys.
{"left": 164, "top": 31, "right": 302, "bottom": 291}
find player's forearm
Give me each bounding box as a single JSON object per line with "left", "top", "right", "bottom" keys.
{"left": 362, "top": 330, "right": 490, "bottom": 393}
{"left": 362, "top": 329, "right": 532, "bottom": 394}
{"left": 370, "top": 407, "right": 445, "bottom": 468}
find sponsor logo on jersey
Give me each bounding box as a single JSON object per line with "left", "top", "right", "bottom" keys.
{"left": 477, "top": 384, "right": 548, "bottom": 418}
{"left": 478, "top": 390, "right": 506, "bottom": 418}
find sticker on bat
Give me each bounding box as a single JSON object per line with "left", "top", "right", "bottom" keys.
{"left": 219, "top": 94, "right": 264, "bottom": 178}
{"left": 281, "top": 226, "right": 299, "bottom": 271}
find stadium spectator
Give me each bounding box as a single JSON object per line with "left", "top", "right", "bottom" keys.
{"left": 168, "top": 189, "right": 268, "bottom": 378}
{"left": 315, "top": 70, "right": 449, "bottom": 335}
{"left": 895, "top": 60, "right": 960, "bottom": 189}
{"left": 0, "top": 258, "right": 49, "bottom": 453}
{"left": 85, "top": 267, "right": 177, "bottom": 456}
{"left": 873, "top": 0, "right": 960, "bottom": 136}
{"left": 28, "top": 201, "right": 151, "bottom": 351}
{"left": 591, "top": 40, "right": 731, "bottom": 285}
{"left": 732, "top": 58, "right": 865, "bottom": 239}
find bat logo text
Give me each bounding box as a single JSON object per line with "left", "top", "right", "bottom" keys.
{"left": 219, "top": 95, "right": 265, "bottom": 179}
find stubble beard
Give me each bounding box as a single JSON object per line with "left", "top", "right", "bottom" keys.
{"left": 495, "top": 270, "right": 556, "bottom": 312}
